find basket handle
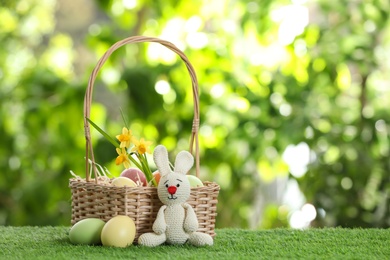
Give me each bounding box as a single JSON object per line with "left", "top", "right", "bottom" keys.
{"left": 84, "top": 36, "right": 200, "bottom": 183}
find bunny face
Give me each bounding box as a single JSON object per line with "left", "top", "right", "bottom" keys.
{"left": 158, "top": 172, "right": 191, "bottom": 205}
{"left": 153, "top": 145, "right": 194, "bottom": 206}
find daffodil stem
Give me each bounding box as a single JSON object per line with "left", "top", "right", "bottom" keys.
{"left": 137, "top": 154, "right": 157, "bottom": 187}
{"left": 143, "top": 154, "right": 157, "bottom": 187}
{"left": 128, "top": 155, "right": 143, "bottom": 170}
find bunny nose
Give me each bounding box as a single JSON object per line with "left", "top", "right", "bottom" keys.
{"left": 167, "top": 186, "right": 177, "bottom": 195}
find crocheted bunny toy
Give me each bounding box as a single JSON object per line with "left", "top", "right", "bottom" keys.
{"left": 138, "top": 145, "right": 213, "bottom": 247}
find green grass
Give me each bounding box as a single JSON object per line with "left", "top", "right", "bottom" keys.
{"left": 0, "top": 227, "right": 389, "bottom": 259}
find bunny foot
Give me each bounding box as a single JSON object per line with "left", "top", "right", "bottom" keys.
{"left": 188, "top": 232, "right": 214, "bottom": 247}
{"left": 138, "top": 232, "right": 166, "bottom": 247}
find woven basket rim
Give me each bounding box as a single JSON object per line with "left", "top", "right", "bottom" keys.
{"left": 83, "top": 36, "right": 201, "bottom": 183}
{"left": 69, "top": 177, "right": 219, "bottom": 190}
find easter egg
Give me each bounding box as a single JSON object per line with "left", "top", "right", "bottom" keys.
{"left": 153, "top": 171, "right": 161, "bottom": 185}
{"left": 187, "top": 175, "right": 204, "bottom": 188}
{"left": 101, "top": 215, "right": 136, "bottom": 247}
{"left": 69, "top": 218, "right": 105, "bottom": 245}
{"left": 112, "top": 177, "right": 137, "bottom": 187}
{"left": 120, "top": 168, "right": 147, "bottom": 186}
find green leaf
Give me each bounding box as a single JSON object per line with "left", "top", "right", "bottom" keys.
{"left": 119, "top": 107, "right": 129, "bottom": 128}
{"left": 86, "top": 117, "right": 119, "bottom": 147}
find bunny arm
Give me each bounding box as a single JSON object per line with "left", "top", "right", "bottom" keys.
{"left": 183, "top": 203, "right": 199, "bottom": 233}
{"left": 152, "top": 205, "right": 167, "bottom": 234}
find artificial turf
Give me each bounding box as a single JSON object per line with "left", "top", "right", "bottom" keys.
{"left": 0, "top": 226, "right": 389, "bottom": 259}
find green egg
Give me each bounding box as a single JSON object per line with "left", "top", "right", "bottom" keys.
{"left": 69, "top": 218, "right": 105, "bottom": 245}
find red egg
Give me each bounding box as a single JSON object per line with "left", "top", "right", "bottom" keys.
{"left": 120, "top": 168, "right": 147, "bottom": 186}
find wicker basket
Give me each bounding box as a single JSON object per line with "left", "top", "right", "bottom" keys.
{"left": 69, "top": 36, "right": 220, "bottom": 243}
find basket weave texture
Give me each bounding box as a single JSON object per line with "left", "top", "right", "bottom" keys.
{"left": 69, "top": 36, "right": 220, "bottom": 242}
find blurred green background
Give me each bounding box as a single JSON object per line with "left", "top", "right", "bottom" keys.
{"left": 0, "top": 0, "right": 389, "bottom": 228}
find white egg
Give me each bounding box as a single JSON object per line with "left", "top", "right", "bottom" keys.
{"left": 112, "top": 177, "right": 137, "bottom": 187}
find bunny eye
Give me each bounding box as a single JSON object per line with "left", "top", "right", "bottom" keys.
{"left": 165, "top": 184, "right": 169, "bottom": 188}
{"left": 176, "top": 184, "right": 180, "bottom": 188}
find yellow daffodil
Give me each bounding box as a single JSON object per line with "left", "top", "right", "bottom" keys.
{"left": 89, "top": 119, "right": 157, "bottom": 185}
{"left": 116, "top": 127, "right": 133, "bottom": 148}
{"left": 115, "top": 147, "right": 131, "bottom": 169}
{"left": 132, "top": 138, "right": 152, "bottom": 155}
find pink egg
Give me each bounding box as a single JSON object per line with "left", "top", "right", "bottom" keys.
{"left": 120, "top": 168, "right": 147, "bottom": 186}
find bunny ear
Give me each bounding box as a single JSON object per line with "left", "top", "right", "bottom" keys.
{"left": 174, "top": 150, "right": 194, "bottom": 175}
{"left": 153, "top": 145, "right": 171, "bottom": 177}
